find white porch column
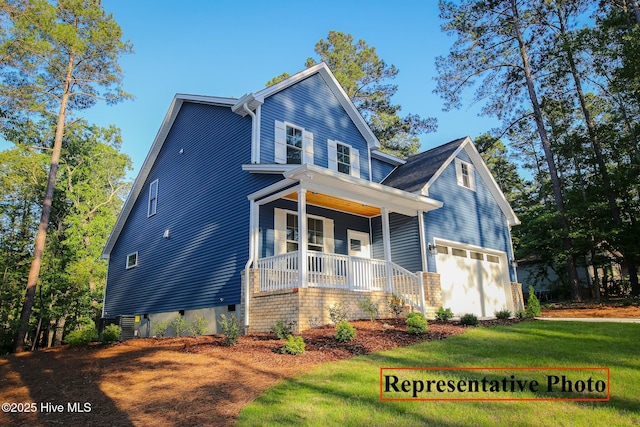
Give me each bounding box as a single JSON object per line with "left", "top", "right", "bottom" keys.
{"left": 418, "top": 210, "right": 428, "bottom": 272}
{"left": 381, "top": 207, "right": 393, "bottom": 291}
{"left": 298, "top": 188, "right": 308, "bottom": 287}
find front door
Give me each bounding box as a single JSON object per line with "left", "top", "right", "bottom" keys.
{"left": 347, "top": 230, "right": 371, "bottom": 290}
{"left": 347, "top": 230, "right": 370, "bottom": 258}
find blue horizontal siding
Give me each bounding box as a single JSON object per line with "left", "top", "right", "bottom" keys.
{"left": 104, "top": 102, "right": 281, "bottom": 317}
{"left": 424, "top": 150, "right": 515, "bottom": 280}
{"left": 260, "top": 73, "right": 371, "bottom": 180}
{"left": 371, "top": 214, "right": 422, "bottom": 272}
{"left": 371, "top": 157, "right": 396, "bottom": 183}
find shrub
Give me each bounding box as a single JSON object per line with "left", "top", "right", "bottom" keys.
{"left": 495, "top": 309, "right": 511, "bottom": 320}
{"left": 153, "top": 320, "right": 171, "bottom": 338}
{"left": 334, "top": 321, "right": 356, "bottom": 342}
{"left": 515, "top": 309, "right": 529, "bottom": 319}
{"left": 388, "top": 294, "right": 405, "bottom": 317}
{"left": 65, "top": 327, "right": 98, "bottom": 347}
{"left": 271, "top": 319, "right": 295, "bottom": 340}
{"left": 526, "top": 286, "right": 541, "bottom": 317}
{"left": 460, "top": 313, "right": 479, "bottom": 326}
{"left": 190, "top": 314, "right": 209, "bottom": 337}
{"left": 358, "top": 298, "right": 379, "bottom": 322}
{"left": 406, "top": 312, "right": 428, "bottom": 334}
{"left": 328, "top": 302, "right": 350, "bottom": 324}
{"left": 171, "top": 315, "right": 189, "bottom": 337}
{"left": 101, "top": 324, "right": 122, "bottom": 343}
{"left": 218, "top": 313, "right": 240, "bottom": 346}
{"left": 280, "top": 335, "right": 305, "bottom": 355}
{"left": 435, "top": 306, "right": 454, "bottom": 321}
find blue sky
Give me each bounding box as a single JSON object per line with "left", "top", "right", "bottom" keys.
{"left": 3, "top": 1, "right": 499, "bottom": 175}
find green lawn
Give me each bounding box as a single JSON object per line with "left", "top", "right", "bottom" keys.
{"left": 238, "top": 321, "right": 640, "bottom": 426}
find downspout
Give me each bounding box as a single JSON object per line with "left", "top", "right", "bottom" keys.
{"left": 243, "top": 102, "right": 257, "bottom": 333}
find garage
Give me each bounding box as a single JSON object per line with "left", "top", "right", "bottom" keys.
{"left": 435, "top": 240, "right": 513, "bottom": 317}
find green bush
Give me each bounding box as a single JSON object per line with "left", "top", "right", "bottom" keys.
{"left": 515, "top": 309, "right": 529, "bottom": 319}
{"left": 270, "top": 319, "right": 295, "bottom": 340}
{"left": 388, "top": 294, "right": 405, "bottom": 317}
{"left": 328, "top": 302, "right": 350, "bottom": 324}
{"left": 460, "top": 313, "right": 479, "bottom": 326}
{"left": 334, "top": 321, "right": 356, "bottom": 342}
{"left": 171, "top": 315, "right": 189, "bottom": 337}
{"left": 218, "top": 313, "right": 240, "bottom": 346}
{"left": 526, "top": 286, "right": 541, "bottom": 317}
{"left": 65, "top": 327, "right": 98, "bottom": 347}
{"left": 495, "top": 309, "right": 511, "bottom": 320}
{"left": 435, "top": 306, "right": 454, "bottom": 321}
{"left": 406, "top": 312, "right": 428, "bottom": 334}
{"left": 358, "top": 298, "right": 379, "bottom": 322}
{"left": 190, "top": 314, "right": 209, "bottom": 337}
{"left": 101, "top": 324, "right": 122, "bottom": 343}
{"left": 152, "top": 320, "right": 171, "bottom": 338}
{"left": 280, "top": 335, "right": 305, "bottom": 355}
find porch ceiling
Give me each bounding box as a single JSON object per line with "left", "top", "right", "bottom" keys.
{"left": 283, "top": 192, "right": 382, "bottom": 217}
{"left": 284, "top": 164, "right": 443, "bottom": 217}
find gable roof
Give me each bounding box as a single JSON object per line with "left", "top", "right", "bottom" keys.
{"left": 383, "top": 136, "right": 520, "bottom": 226}
{"left": 101, "top": 94, "right": 238, "bottom": 258}
{"left": 231, "top": 62, "right": 381, "bottom": 150}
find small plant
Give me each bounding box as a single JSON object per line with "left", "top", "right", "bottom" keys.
{"left": 153, "top": 320, "right": 171, "bottom": 338}
{"left": 406, "top": 312, "right": 428, "bottom": 334}
{"left": 388, "top": 294, "right": 405, "bottom": 317}
{"left": 460, "top": 313, "right": 479, "bottom": 326}
{"left": 101, "top": 324, "right": 122, "bottom": 343}
{"left": 435, "top": 306, "right": 454, "bottom": 321}
{"left": 334, "top": 321, "right": 356, "bottom": 342}
{"left": 358, "top": 298, "right": 379, "bottom": 322}
{"left": 270, "top": 319, "right": 295, "bottom": 340}
{"left": 328, "top": 302, "right": 350, "bottom": 324}
{"left": 526, "top": 286, "right": 541, "bottom": 317}
{"left": 515, "top": 309, "right": 528, "bottom": 319}
{"left": 280, "top": 335, "right": 305, "bottom": 355}
{"left": 190, "top": 314, "right": 209, "bottom": 337}
{"left": 218, "top": 313, "right": 240, "bottom": 346}
{"left": 308, "top": 316, "right": 321, "bottom": 329}
{"left": 65, "top": 327, "right": 98, "bottom": 347}
{"left": 495, "top": 309, "right": 511, "bottom": 320}
{"left": 171, "top": 315, "right": 188, "bottom": 337}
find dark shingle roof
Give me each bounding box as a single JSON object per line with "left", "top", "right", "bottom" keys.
{"left": 382, "top": 137, "right": 468, "bottom": 192}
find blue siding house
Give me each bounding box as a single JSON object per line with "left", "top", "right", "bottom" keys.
{"left": 102, "top": 63, "right": 522, "bottom": 336}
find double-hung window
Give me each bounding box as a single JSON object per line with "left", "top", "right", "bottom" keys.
{"left": 285, "top": 213, "right": 324, "bottom": 253}
{"left": 286, "top": 125, "right": 303, "bottom": 164}
{"left": 336, "top": 143, "right": 351, "bottom": 174}
{"left": 148, "top": 179, "right": 158, "bottom": 216}
{"left": 455, "top": 159, "right": 475, "bottom": 191}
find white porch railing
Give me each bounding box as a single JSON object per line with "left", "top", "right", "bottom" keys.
{"left": 255, "top": 251, "right": 425, "bottom": 313}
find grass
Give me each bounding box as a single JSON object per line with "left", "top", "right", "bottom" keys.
{"left": 238, "top": 321, "right": 640, "bottom": 426}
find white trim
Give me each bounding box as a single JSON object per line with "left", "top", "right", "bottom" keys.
{"left": 148, "top": 179, "right": 158, "bottom": 217}
{"left": 347, "top": 230, "right": 371, "bottom": 258}
{"left": 370, "top": 150, "right": 406, "bottom": 165}
{"left": 126, "top": 251, "right": 138, "bottom": 269}
{"left": 242, "top": 163, "right": 298, "bottom": 174}
{"left": 274, "top": 207, "right": 335, "bottom": 255}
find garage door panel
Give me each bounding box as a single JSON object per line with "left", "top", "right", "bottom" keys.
{"left": 435, "top": 241, "right": 512, "bottom": 317}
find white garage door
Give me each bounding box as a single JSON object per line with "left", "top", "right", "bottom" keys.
{"left": 435, "top": 240, "right": 513, "bottom": 317}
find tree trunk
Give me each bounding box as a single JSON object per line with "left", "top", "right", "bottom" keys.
{"left": 510, "top": 0, "right": 582, "bottom": 300}
{"left": 13, "top": 50, "right": 74, "bottom": 353}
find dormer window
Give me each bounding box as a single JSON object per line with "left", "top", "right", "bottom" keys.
{"left": 286, "top": 125, "right": 303, "bottom": 164}
{"left": 455, "top": 158, "right": 475, "bottom": 191}
{"left": 328, "top": 139, "right": 360, "bottom": 178}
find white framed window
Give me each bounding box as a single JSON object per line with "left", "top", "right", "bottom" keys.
{"left": 274, "top": 121, "right": 314, "bottom": 165}
{"left": 126, "top": 252, "right": 138, "bottom": 269}
{"left": 455, "top": 158, "right": 475, "bottom": 191}
{"left": 328, "top": 139, "right": 360, "bottom": 177}
{"left": 148, "top": 179, "right": 158, "bottom": 216}
{"left": 274, "top": 208, "right": 334, "bottom": 255}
